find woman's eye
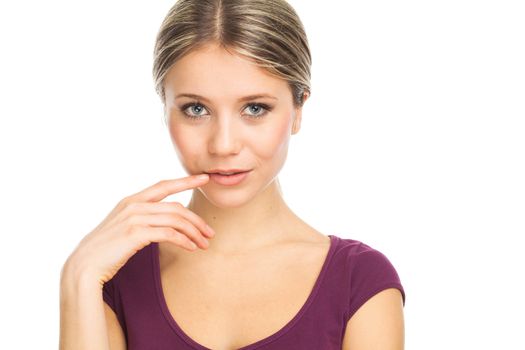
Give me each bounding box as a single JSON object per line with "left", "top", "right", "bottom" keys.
{"left": 248, "top": 103, "right": 272, "bottom": 118}
{"left": 179, "top": 102, "right": 208, "bottom": 119}
{"left": 179, "top": 102, "right": 272, "bottom": 120}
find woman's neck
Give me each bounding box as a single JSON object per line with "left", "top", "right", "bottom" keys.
{"left": 186, "top": 179, "right": 303, "bottom": 255}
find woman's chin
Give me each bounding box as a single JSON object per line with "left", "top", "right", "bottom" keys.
{"left": 199, "top": 188, "right": 256, "bottom": 208}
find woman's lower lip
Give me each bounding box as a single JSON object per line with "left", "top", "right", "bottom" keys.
{"left": 208, "top": 170, "right": 252, "bottom": 186}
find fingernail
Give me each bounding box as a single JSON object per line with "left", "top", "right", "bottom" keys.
{"left": 206, "top": 224, "right": 215, "bottom": 236}
{"left": 197, "top": 174, "right": 209, "bottom": 180}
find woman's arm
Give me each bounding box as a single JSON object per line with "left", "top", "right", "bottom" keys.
{"left": 104, "top": 301, "right": 127, "bottom": 349}
{"left": 59, "top": 263, "right": 111, "bottom": 350}
{"left": 342, "top": 288, "right": 405, "bottom": 350}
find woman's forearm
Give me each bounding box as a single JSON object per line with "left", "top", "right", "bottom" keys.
{"left": 59, "top": 263, "right": 110, "bottom": 350}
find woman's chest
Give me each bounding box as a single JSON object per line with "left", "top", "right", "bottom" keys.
{"left": 158, "top": 242, "right": 330, "bottom": 349}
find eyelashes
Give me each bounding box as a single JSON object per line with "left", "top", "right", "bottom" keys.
{"left": 179, "top": 101, "right": 273, "bottom": 120}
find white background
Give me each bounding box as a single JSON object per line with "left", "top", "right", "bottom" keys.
{"left": 1, "top": 1, "right": 524, "bottom": 348}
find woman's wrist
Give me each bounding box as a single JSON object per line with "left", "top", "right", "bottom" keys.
{"left": 60, "top": 258, "right": 102, "bottom": 293}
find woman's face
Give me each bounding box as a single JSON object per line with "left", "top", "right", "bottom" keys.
{"left": 163, "top": 43, "right": 306, "bottom": 207}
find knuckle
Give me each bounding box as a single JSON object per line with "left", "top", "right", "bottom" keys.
{"left": 171, "top": 230, "right": 185, "bottom": 243}
{"left": 185, "top": 222, "right": 207, "bottom": 243}
{"left": 126, "top": 214, "right": 142, "bottom": 227}
{"left": 181, "top": 220, "right": 197, "bottom": 234}
{"left": 163, "top": 228, "right": 175, "bottom": 238}
{"left": 127, "top": 225, "right": 141, "bottom": 237}
{"left": 120, "top": 197, "right": 137, "bottom": 211}
{"left": 126, "top": 214, "right": 136, "bottom": 225}
{"left": 125, "top": 201, "right": 141, "bottom": 213}
{"left": 117, "top": 197, "right": 130, "bottom": 208}
{"left": 171, "top": 215, "right": 184, "bottom": 227}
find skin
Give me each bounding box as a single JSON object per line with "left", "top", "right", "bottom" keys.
{"left": 162, "top": 41, "right": 404, "bottom": 350}
{"left": 149, "top": 42, "right": 404, "bottom": 349}
{"left": 61, "top": 30, "right": 400, "bottom": 350}
{"left": 162, "top": 41, "right": 325, "bottom": 256}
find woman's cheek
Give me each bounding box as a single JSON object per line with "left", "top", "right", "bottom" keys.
{"left": 169, "top": 126, "right": 201, "bottom": 165}
{"left": 257, "top": 117, "right": 293, "bottom": 159}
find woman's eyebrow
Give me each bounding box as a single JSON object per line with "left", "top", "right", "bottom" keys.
{"left": 175, "top": 93, "right": 278, "bottom": 102}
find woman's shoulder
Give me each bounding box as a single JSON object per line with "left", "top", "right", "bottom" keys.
{"left": 330, "top": 234, "right": 390, "bottom": 258}
{"left": 328, "top": 234, "right": 406, "bottom": 321}
{"left": 329, "top": 234, "right": 405, "bottom": 294}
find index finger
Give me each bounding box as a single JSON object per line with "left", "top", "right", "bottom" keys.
{"left": 127, "top": 174, "right": 209, "bottom": 204}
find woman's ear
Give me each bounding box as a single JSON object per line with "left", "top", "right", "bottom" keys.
{"left": 292, "top": 92, "right": 309, "bottom": 135}
{"left": 163, "top": 104, "right": 169, "bottom": 128}
{"left": 292, "top": 111, "right": 302, "bottom": 135}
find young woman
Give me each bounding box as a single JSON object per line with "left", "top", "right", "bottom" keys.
{"left": 59, "top": 1, "right": 406, "bottom": 349}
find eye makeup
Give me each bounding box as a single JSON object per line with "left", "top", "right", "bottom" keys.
{"left": 178, "top": 100, "right": 273, "bottom": 120}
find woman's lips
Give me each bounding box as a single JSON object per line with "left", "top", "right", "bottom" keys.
{"left": 207, "top": 170, "right": 252, "bottom": 186}
{"left": 205, "top": 168, "right": 250, "bottom": 174}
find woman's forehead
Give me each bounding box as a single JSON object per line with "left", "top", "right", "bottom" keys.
{"left": 164, "top": 47, "right": 289, "bottom": 103}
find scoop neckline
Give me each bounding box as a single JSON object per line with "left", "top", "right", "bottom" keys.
{"left": 151, "top": 234, "right": 338, "bottom": 350}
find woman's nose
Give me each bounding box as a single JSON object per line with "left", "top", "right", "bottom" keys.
{"left": 207, "top": 116, "right": 242, "bottom": 155}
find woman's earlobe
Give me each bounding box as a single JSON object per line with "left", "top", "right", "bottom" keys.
{"left": 292, "top": 92, "right": 308, "bottom": 135}
{"left": 292, "top": 113, "right": 302, "bottom": 134}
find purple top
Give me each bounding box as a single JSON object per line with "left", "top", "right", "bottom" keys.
{"left": 103, "top": 234, "right": 406, "bottom": 349}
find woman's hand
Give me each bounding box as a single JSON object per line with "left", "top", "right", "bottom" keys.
{"left": 63, "top": 174, "right": 215, "bottom": 286}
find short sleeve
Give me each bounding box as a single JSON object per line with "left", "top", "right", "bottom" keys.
{"left": 102, "top": 277, "right": 118, "bottom": 313}
{"left": 102, "top": 276, "right": 127, "bottom": 333}
{"left": 346, "top": 249, "right": 406, "bottom": 322}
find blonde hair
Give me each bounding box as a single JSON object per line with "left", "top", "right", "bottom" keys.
{"left": 152, "top": 0, "right": 312, "bottom": 122}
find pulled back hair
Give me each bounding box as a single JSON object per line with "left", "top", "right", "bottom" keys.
{"left": 152, "top": 0, "right": 312, "bottom": 122}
